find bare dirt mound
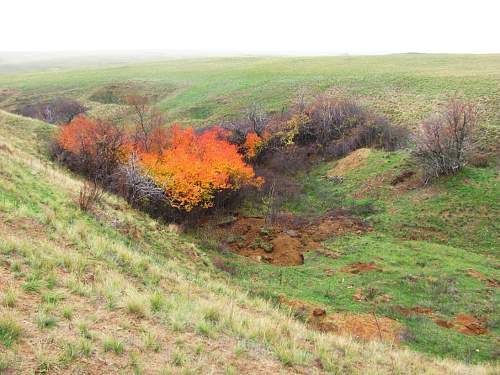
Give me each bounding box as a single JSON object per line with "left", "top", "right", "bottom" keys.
{"left": 278, "top": 295, "right": 402, "bottom": 343}
{"left": 327, "top": 148, "right": 371, "bottom": 177}
{"left": 341, "top": 262, "right": 382, "bottom": 274}
{"left": 222, "top": 214, "right": 370, "bottom": 266}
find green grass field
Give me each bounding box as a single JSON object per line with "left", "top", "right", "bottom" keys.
{"left": 1, "top": 54, "right": 500, "bottom": 127}
{"left": 0, "top": 54, "right": 499, "bottom": 372}
{"left": 222, "top": 149, "right": 499, "bottom": 362}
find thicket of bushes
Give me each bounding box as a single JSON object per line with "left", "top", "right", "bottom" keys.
{"left": 220, "top": 95, "right": 408, "bottom": 208}
{"left": 51, "top": 92, "right": 479, "bottom": 223}
{"left": 17, "top": 98, "right": 87, "bottom": 124}
{"left": 52, "top": 99, "right": 261, "bottom": 222}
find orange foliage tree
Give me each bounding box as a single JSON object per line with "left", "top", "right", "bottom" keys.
{"left": 57, "top": 117, "right": 262, "bottom": 212}
{"left": 242, "top": 130, "right": 271, "bottom": 160}
{"left": 139, "top": 126, "right": 262, "bottom": 211}
{"left": 58, "top": 116, "right": 125, "bottom": 157}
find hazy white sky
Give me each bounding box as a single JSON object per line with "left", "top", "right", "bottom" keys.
{"left": 1, "top": 0, "right": 499, "bottom": 54}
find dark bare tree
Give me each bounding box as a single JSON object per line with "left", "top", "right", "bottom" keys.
{"left": 244, "top": 103, "right": 268, "bottom": 136}
{"left": 126, "top": 95, "right": 165, "bottom": 153}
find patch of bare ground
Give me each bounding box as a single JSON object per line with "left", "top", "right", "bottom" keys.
{"left": 341, "top": 262, "right": 383, "bottom": 274}
{"left": 278, "top": 295, "right": 402, "bottom": 344}
{"left": 394, "top": 305, "right": 489, "bottom": 336}
{"left": 465, "top": 269, "right": 499, "bottom": 288}
{"left": 220, "top": 212, "right": 370, "bottom": 266}
{"left": 434, "top": 315, "right": 489, "bottom": 336}
{"left": 327, "top": 148, "right": 372, "bottom": 177}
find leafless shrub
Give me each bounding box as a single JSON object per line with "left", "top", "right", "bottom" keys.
{"left": 325, "top": 117, "right": 408, "bottom": 158}
{"left": 305, "top": 96, "right": 365, "bottom": 147}
{"left": 114, "top": 155, "right": 167, "bottom": 205}
{"left": 125, "top": 95, "right": 166, "bottom": 153}
{"left": 79, "top": 181, "right": 103, "bottom": 211}
{"left": 244, "top": 103, "right": 268, "bottom": 136}
{"left": 413, "top": 99, "right": 478, "bottom": 181}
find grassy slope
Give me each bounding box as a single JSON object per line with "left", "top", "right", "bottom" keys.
{"left": 3, "top": 112, "right": 497, "bottom": 374}
{"left": 1, "top": 54, "right": 500, "bottom": 127}
{"left": 227, "top": 149, "right": 499, "bottom": 363}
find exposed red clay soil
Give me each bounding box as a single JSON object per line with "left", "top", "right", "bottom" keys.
{"left": 341, "top": 262, "right": 382, "bottom": 274}
{"left": 395, "top": 305, "right": 489, "bottom": 336}
{"left": 222, "top": 213, "right": 370, "bottom": 266}
{"left": 397, "top": 306, "right": 433, "bottom": 317}
{"left": 353, "top": 288, "right": 392, "bottom": 303}
{"left": 435, "top": 314, "right": 489, "bottom": 336}
{"left": 278, "top": 295, "right": 402, "bottom": 344}
{"left": 465, "top": 269, "right": 500, "bottom": 288}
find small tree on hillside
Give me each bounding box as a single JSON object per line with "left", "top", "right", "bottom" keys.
{"left": 126, "top": 95, "right": 165, "bottom": 153}
{"left": 244, "top": 103, "right": 268, "bottom": 136}
{"left": 413, "top": 98, "right": 478, "bottom": 181}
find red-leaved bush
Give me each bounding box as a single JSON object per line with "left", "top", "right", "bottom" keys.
{"left": 56, "top": 117, "right": 261, "bottom": 214}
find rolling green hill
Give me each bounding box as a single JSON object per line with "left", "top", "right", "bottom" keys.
{"left": 2, "top": 112, "right": 496, "bottom": 374}
{"left": 1, "top": 54, "right": 500, "bottom": 127}
{"left": 0, "top": 54, "right": 499, "bottom": 373}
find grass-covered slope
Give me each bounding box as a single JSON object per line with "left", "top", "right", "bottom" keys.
{"left": 1, "top": 54, "right": 500, "bottom": 127}
{"left": 226, "top": 149, "right": 499, "bottom": 363}
{"left": 3, "top": 112, "right": 497, "bottom": 373}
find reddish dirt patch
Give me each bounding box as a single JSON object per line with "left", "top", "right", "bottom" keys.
{"left": 394, "top": 304, "right": 489, "bottom": 336}
{"left": 313, "top": 312, "right": 402, "bottom": 343}
{"left": 222, "top": 213, "right": 370, "bottom": 266}
{"left": 397, "top": 306, "right": 433, "bottom": 317}
{"left": 270, "top": 234, "right": 304, "bottom": 266}
{"left": 0, "top": 143, "right": 13, "bottom": 154}
{"left": 465, "top": 269, "right": 499, "bottom": 288}
{"left": 341, "top": 262, "right": 382, "bottom": 274}
{"left": 435, "top": 314, "right": 489, "bottom": 336}
{"left": 0, "top": 87, "right": 18, "bottom": 100}
{"left": 278, "top": 295, "right": 402, "bottom": 343}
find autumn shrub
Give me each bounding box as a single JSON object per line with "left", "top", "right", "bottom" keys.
{"left": 55, "top": 116, "right": 127, "bottom": 183}
{"left": 18, "top": 98, "right": 87, "bottom": 124}
{"left": 413, "top": 99, "right": 478, "bottom": 181}
{"left": 138, "top": 125, "right": 262, "bottom": 212}
{"left": 55, "top": 115, "right": 262, "bottom": 219}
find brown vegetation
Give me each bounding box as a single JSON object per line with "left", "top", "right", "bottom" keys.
{"left": 413, "top": 98, "right": 478, "bottom": 182}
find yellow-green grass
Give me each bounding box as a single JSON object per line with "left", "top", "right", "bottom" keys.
{"left": 1, "top": 110, "right": 497, "bottom": 373}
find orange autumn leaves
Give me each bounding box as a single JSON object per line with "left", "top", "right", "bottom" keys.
{"left": 58, "top": 117, "right": 262, "bottom": 211}
{"left": 140, "top": 126, "right": 262, "bottom": 211}
{"left": 242, "top": 131, "right": 270, "bottom": 160}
